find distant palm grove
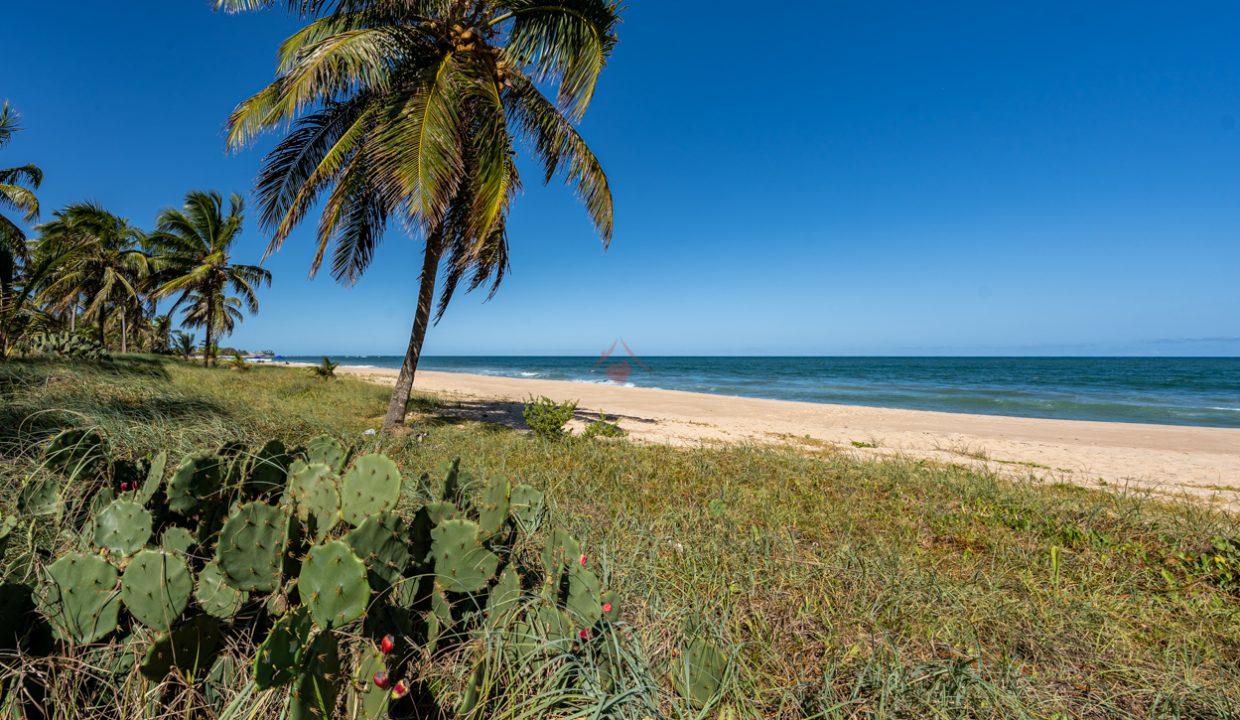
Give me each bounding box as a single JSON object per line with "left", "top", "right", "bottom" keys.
{"left": 0, "top": 102, "right": 268, "bottom": 363}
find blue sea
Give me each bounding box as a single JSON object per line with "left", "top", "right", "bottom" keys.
{"left": 283, "top": 356, "right": 1240, "bottom": 429}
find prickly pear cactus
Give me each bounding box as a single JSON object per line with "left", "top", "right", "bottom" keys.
{"left": 476, "top": 477, "right": 511, "bottom": 538}
{"left": 121, "top": 549, "right": 193, "bottom": 631}
{"left": 195, "top": 560, "right": 248, "bottom": 619}
{"left": 345, "top": 511, "right": 411, "bottom": 591}
{"left": 299, "top": 541, "right": 369, "bottom": 629}
{"left": 348, "top": 645, "right": 389, "bottom": 720}
{"left": 425, "top": 500, "right": 460, "bottom": 526}
{"left": 289, "top": 630, "right": 341, "bottom": 720}
{"left": 43, "top": 428, "right": 106, "bottom": 479}
{"left": 339, "top": 454, "right": 401, "bottom": 527}
{"left": 91, "top": 498, "right": 152, "bottom": 556}
{"left": 542, "top": 528, "right": 582, "bottom": 580}
{"left": 217, "top": 502, "right": 289, "bottom": 592}
{"left": 139, "top": 615, "right": 221, "bottom": 680}
{"left": 167, "top": 452, "right": 222, "bottom": 515}
{"left": 430, "top": 519, "right": 499, "bottom": 593}
{"left": 38, "top": 552, "right": 121, "bottom": 643}
{"left": 161, "top": 526, "right": 196, "bottom": 556}
{"left": 137, "top": 450, "right": 167, "bottom": 505}
{"left": 486, "top": 565, "right": 522, "bottom": 628}
{"left": 305, "top": 435, "right": 348, "bottom": 473}
{"left": 565, "top": 565, "right": 603, "bottom": 628}
{"left": 255, "top": 606, "right": 313, "bottom": 689}
{"left": 286, "top": 462, "right": 340, "bottom": 541}
{"left": 508, "top": 484, "right": 544, "bottom": 532}
{"left": 247, "top": 439, "right": 289, "bottom": 498}
{"left": 670, "top": 637, "right": 729, "bottom": 708}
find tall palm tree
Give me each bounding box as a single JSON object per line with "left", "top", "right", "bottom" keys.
{"left": 218, "top": 0, "right": 619, "bottom": 431}
{"left": 0, "top": 103, "right": 43, "bottom": 351}
{"left": 35, "top": 204, "right": 149, "bottom": 349}
{"left": 148, "top": 191, "right": 271, "bottom": 367}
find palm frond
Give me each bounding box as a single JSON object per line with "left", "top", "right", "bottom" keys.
{"left": 499, "top": 0, "right": 621, "bottom": 119}
{"left": 505, "top": 74, "right": 612, "bottom": 244}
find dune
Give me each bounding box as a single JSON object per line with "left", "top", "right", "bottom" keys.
{"left": 333, "top": 365, "right": 1240, "bottom": 507}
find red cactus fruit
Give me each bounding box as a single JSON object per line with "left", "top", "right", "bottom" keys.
{"left": 602, "top": 602, "right": 613, "bottom": 614}
{"left": 579, "top": 554, "right": 588, "bottom": 567}
{"left": 380, "top": 634, "right": 395, "bottom": 654}
{"left": 390, "top": 679, "right": 409, "bottom": 699}
{"left": 579, "top": 628, "right": 591, "bottom": 640}
{"left": 372, "top": 671, "right": 390, "bottom": 689}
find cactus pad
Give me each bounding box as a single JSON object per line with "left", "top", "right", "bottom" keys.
{"left": 305, "top": 435, "right": 348, "bottom": 473}
{"left": 137, "top": 450, "right": 167, "bottom": 505}
{"left": 670, "top": 637, "right": 729, "bottom": 708}
{"left": 217, "top": 502, "right": 289, "bottom": 592}
{"left": 508, "top": 484, "right": 544, "bottom": 531}
{"left": 196, "top": 560, "right": 247, "bottom": 619}
{"left": 139, "top": 615, "right": 221, "bottom": 680}
{"left": 476, "top": 477, "right": 511, "bottom": 538}
{"left": 167, "top": 452, "right": 222, "bottom": 515}
{"left": 425, "top": 500, "right": 460, "bottom": 526}
{"left": 348, "top": 645, "right": 389, "bottom": 720}
{"left": 346, "top": 512, "right": 411, "bottom": 590}
{"left": 289, "top": 630, "right": 341, "bottom": 720}
{"left": 542, "top": 528, "right": 582, "bottom": 579}
{"left": 286, "top": 462, "right": 340, "bottom": 541}
{"left": 161, "top": 526, "right": 196, "bottom": 556}
{"left": 255, "top": 606, "right": 312, "bottom": 688}
{"left": 121, "top": 549, "right": 192, "bottom": 631}
{"left": 485, "top": 565, "right": 522, "bottom": 628}
{"left": 247, "top": 439, "right": 288, "bottom": 498}
{"left": 430, "top": 519, "right": 499, "bottom": 593}
{"left": 565, "top": 565, "right": 603, "bottom": 627}
{"left": 339, "top": 454, "right": 401, "bottom": 527}
{"left": 92, "top": 498, "right": 152, "bottom": 556}
{"left": 38, "top": 552, "right": 121, "bottom": 643}
{"left": 299, "top": 540, "right": 369, "bottom": 629}
{"left": 43, "top": 428, "right": 106, "bottom": 479}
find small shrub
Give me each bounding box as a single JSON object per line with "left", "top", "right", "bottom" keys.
{"left": 311, "top": 356, "right": 338, "bottom": 379}
{"left": 582, "top": 413, "right": 626, "bottom": 440}
{"left": 522, "top": 395, "right": 578, "bottom": 440}
{"left": 227, "top": 351, "right": 250, "bottom": 372}
{"left": 1178, "top": 536, "right": 1240, "bottom": 592}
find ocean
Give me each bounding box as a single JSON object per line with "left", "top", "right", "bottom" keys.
{"left": 282, "top": 356, "right": 1240, "bottom": 429}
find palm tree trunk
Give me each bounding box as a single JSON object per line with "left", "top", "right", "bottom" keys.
{"left": 98, "top": 307, "right": 107, "bottom": 348}
{"left": 120, "top": 309, "right": 127, "bottom": 354}
{"left": 204, "top": 296, "right": 214, "bottom": 368}
{"left": 382, "top": 230, "right": 444, "bottom": 433}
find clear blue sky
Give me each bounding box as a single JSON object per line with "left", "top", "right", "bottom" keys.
{"left": 5, "top": 1, "right": 1239, "bottom": 356}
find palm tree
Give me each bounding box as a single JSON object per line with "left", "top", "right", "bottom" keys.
{"left": 35, "top": 204, "right": 149, "bottom": 350}
{"left": 0, "top": 103, "right": 43, "bottom": 354}
{"left": 218, "top": 0, "right": 619, "bottom": 431}
{"left": 172, "top": 330, "right": 196, "bottom": 360}
{"left": 148, "top": 191, "right": 271, "bottom": 367}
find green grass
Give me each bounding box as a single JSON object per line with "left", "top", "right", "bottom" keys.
{"left": 3, "top": 355, "right": 1240, "bottom": 718}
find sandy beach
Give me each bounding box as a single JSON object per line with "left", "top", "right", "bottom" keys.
{"left": 333, "top": 365, "right": 1240, "bottom": 507}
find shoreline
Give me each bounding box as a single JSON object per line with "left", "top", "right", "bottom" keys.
{"left": 326, "top": 363, "right": 1240, "bottom": 507}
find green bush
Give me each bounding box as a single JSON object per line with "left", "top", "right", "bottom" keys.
{"left": 522, "top": 395, "right": 578, "bottom": 440}
{"left": 582, "top": 413, "right": 626, "bottom": 440}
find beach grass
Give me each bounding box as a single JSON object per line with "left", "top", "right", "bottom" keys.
{"left": 2, "top": 355, "right": 1239, "bottom": 718}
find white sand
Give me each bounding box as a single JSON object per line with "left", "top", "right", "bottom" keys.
{"left": 334, "top": 365, "right": 1240, "bottom": 507}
